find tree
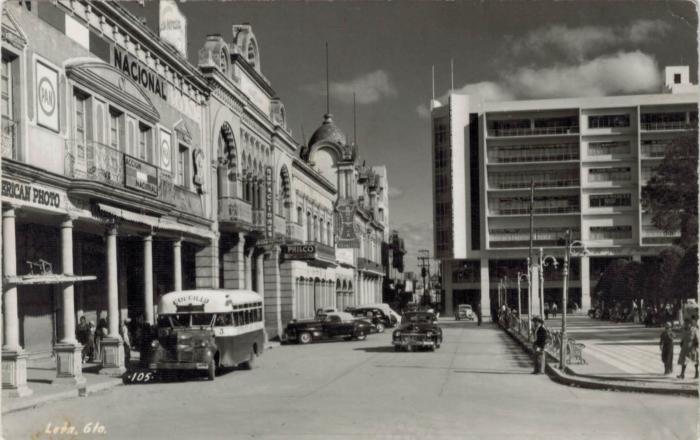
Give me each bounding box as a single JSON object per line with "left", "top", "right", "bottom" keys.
{"left": 672, "top": 245, "right": 698, "bottom": 301}
{"left": 638, "top": 247, "right": 683, "bottom": 302}
{"left": 641, "top": 131, "right": 699, "bottom": 249}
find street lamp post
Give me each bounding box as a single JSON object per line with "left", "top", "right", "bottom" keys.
{"left": 559, "top": 230, "right": 586, "bottom": 370}
{"left": 539, "top": 248, "right": 558, "bottom": 320}
{"left": 516, "top": 272, "right": 528, "bottom": 325}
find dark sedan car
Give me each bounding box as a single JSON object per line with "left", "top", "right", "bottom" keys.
{"left": 392, "top": 311, "right": 442, "bottom": 352}
{"left": 284, "top": 312, "right": 372, "bottom": 344}
{"left": 348, "top": 307, "right": 396, "bottom": 333}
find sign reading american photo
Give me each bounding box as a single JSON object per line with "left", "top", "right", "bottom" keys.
{"left": 35, "top": 60, "right": 59, "bottom": 132}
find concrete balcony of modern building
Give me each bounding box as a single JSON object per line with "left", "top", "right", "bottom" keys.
{"left": 640, "top": 120, "right": 697, "bottom": 132}
{"left": 487, "top": 125, "right": 580, "bottom": 138}
{"left": 487, "top": 177, "right": 580, "bottom": 191}
{"left": 641, "top": 225, "right": 680, "bottom": 245}
{"left": 2, "top": 117, "right": 17, "bottom": 160}
{"left": 486, "top": 144, "right": 579, "bottom": 164}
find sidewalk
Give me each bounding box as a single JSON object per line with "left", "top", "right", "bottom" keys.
{"left": 1, "top": 356, "right": 123, "bottom": 415}
{"left": 504, "top": 314, "right": 698, "bottom": 396}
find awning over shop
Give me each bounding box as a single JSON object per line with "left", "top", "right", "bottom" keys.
{"left": 97, "top": 203, "right": 214, "bottom": 240}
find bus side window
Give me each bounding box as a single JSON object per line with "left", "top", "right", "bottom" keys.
{"left": 233, "top": 312, "right": 241, "bottom": 326}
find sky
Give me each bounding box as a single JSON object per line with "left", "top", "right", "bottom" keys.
{"left": 125, "top": 0, "right": 698, "bottom": 275}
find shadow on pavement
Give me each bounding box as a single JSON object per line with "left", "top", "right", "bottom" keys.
{"left": 353, "top": 346, "right": 398, "bottom": 353}
{"left": 454, "top": 369, "right": 531, "bottom": 375}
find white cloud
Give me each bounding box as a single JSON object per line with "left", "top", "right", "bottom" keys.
{"left": 452, "top": 81, "right": 514, "bottom": 102}
{"left": 513, "top": 19, "right": 671, "bottom": 62}
{"left": 305, "top": 70, "right": 397, "bottom": 105}
{"left": 502, "top": 51, "right": 661, "bottom": 99}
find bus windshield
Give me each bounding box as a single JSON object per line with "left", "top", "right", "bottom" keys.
{"left": 157, "top": 313, "right": 216, "bottom": 328}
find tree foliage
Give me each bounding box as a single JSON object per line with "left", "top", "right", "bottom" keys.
{"left": 641, "top": 131, "right": 699, "bottom": 249}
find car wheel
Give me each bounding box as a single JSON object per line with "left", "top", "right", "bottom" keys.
{"left": 355, "top": 330, "right": 366, "bottom": 341}
{"left": 299, "top": 332, "right": 312, "bottom": 344}
{"left": 376, "top": 323, "right": 385, "bottom": 333}
{"left": 207, "top": 360, "right": 215, "bottom": 381}
{"left": 394, "top": 345, "right": 401, "bottom": 352}
{"left": 429, "top": 345, "right": 435, "bottom": 352}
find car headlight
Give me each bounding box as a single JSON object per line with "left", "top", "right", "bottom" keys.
{"left": 151, "top": 340, "right": 160, "bottom": 348}
{"left": 393, "top": 331, "right": 401, "bottom": 338}
{"left": 197, "top": 340, "right": 209, "bottom": 348}
{"left": 426, "top": 332, "right": 433, "bottom": 337}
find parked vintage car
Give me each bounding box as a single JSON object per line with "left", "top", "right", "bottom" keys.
{"left": 455, "top": 304, "right": 474, "bottom": 321}
{"left": 392, "top": 311, "right": 443, "bottom": 352}
{"left": 348, "top": 307, "right": 396, "bottom": 332}
{"left": 284, "top": 312, "right": 372, "bottom": 344}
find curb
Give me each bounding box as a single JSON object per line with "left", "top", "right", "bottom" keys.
{"left": 1, "top": 378, "right": 123, "bottom": 415}
{"left": 501, "top": 325, "right": 698, "bottom": 397}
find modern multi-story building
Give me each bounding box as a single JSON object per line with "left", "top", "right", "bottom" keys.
{"left": 1, "top": 0, "right": 400, "bottom": 396}
{"left": 431, "top": 66, "right": 698, "bottom": 318}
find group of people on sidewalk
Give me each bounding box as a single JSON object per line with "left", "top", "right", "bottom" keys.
{"left": 659, "top": 318, "right": 699, "bottom": 379}
{"left": 75, "top": 315, "right": 148, "bottom": 365}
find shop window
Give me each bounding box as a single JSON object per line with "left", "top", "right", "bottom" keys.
{"left": 177, "top": 144, "right": 190, "bottom": 187}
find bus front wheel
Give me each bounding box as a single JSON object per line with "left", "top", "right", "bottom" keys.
{"left": 242, "top": 347, "right": 257, "bottom": 370}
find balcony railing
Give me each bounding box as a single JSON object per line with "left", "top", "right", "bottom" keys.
{"left": 218, "top": 197, "right": 253, "bottom": 225}
{"left": 488, "top": 177, "right": 579, "bottom": 190}
{"left": 312, "top": 241, "right": 336, "bottom": 262}
{"left": 488, "top": 126, "right": 579, "bottom": 137}
{"left": 357, "top": 257, "right": 385, "bottom": 274}
{"left": 2, "top": 117, "right": 16, "bottom": 159}
{"left": 641, "top": 121, "right": 696, "bottom": 131}
{"left": 489, "top": 205, "right": 579, "bottom": 216}
{"left": 487, "top": 145, "right": 579, "bottom": 163}
{"left": 641, "top": 226, "right": 680, "bottom": 238}
{"left": 286, "top": 222, "right": 305, "bottom": 242}
{"left": 65, "top": 139, "right": 123, "bottom": 187}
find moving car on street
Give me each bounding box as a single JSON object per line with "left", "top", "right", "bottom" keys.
{"left": 455, "top": 304, "right": 474, "bottom": 321}
{"left": 147, "top": 289, "right": 264, "bottom": 380}
{"left": 348, "top": 307, "right": 395, "bottom": 333}
{"left": 284, "top": 312, "right": 372, "bottom": 344}
{"left": 392, "top": 311, "right": 443, "bottom": 352}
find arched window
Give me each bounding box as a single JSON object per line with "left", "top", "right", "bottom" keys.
{"left": 319, "top": 221, "right": 325, "bottom": 245}
{"left": 297, "top": 206, "right": 303, "bottom": 225}
{"left": 327, "top": 221, "right": 332, "bottom": 246}
{"left": 306, "top": 212, "right": 312, "bottom": 241}
{"left": 247, "top": 40, "right": 257, "bottom": 67}
{"left": 219, "top": 48, "right": 228, "bottom": 74}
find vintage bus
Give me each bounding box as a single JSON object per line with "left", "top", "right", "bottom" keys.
{"left": 148, "top": 289, "right": 265, "bottom": 380}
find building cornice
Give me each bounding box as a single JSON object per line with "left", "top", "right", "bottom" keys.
{"left": 292, "top": 160, "right": 337, "bottom": 195}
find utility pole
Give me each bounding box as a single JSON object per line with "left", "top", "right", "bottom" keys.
{"left": 417, "top": 249, "right": 431, "bottom": 306}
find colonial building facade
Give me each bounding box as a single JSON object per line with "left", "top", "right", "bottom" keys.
{"left": 1, "top": 0, "right": 400, "bottom": 396}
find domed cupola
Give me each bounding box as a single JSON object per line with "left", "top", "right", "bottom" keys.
{"left": 308, "top": 113, "right": 347, "bottom": 148}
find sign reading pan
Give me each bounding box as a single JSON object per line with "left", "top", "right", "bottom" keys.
{"left": 281, "top": 244, "right": 316, "bottom": 261}
{"left": 124, "top": 155, "right": 158, "bottom": 195}
{"left": 36, "top": 60, "right": 59, "bottom": 132}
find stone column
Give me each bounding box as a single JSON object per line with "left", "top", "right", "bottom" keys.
{"left": 479, "top": 257, "right": 490, "bottom": 316}
{"left": 173, "top": 238, "right": 182, "bottom": 292}
{"left": 100, "top": 224, "right": 125, "bottom": 376}
{"left": 255, "top": 252, "right": 267, "bottom": 343}
{"left": 143, "top": 234, "right": 154, "bottom": 325}
{"left": 580, "top": 255, "right": 591, "bottom": 313}
{"left": 195, "top": 236, "right": 219, "bottom": 289}
{"left": 222, "top": 232, "right": 245, "bottom": 289}
{"left": 2, "top": 206, "right": 32, "bottom": 397}
{"left": 263, "top": 247, "right": 283, "bottom": 338}
{"left": 53, "top": 217, "right": 85, "bottom": 385}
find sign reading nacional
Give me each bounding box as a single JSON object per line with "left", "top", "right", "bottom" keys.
{"left": 281, "top": 244, "right": 316, "bottom": 261}
{"left": 265, "top": 166, "right": 274, "bottom": 239}
{"left": 159, "top": 0, "right": 188, "bottom": 57}
{"left": 124, "top": 156, "right": 159, "bottom": 195}
{"left": 36, "top": 60, "right": 59, "bottom": 132}
{"left": 1, "top": 178, "right": 65, "bottom": 212}
{"left": 336, "top": 201, "right": 360, "bottom": 248}
{"left": 113, "top": 46, "right": 167, "bottom": 101}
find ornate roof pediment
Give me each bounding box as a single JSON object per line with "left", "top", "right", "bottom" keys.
{"left": 65, "top": 60, "right": 159, "bottom": 124}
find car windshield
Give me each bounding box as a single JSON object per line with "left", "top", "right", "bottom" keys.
{"left": 404, "top": 313, "right": 434, "bottom": 324}
{"left": 191, "top": 313, "right": 215, "bottom": 327}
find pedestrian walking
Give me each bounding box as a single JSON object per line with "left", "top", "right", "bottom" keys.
{"left": 551, "top": 302, "right": 558, "bottom": 318}
{"left": 659, "top": 322, "right": 674, "bottom": 375}
{"left": 532, "top": 316, "right": 547, "bottom": 374}
{"left": 544, "top": 303, "right": 550, "bottom": 320}
{"left": 95, "top": 318, "right": 107, "bottom": 361}
{"left": 677, "top": 319, "right": 699, "bottom": 379}
{"left": 76, "top": 316, "right": 90, "bottom": 363}
{"left": 476, "top": 303, "right": 482, "bottom": 326}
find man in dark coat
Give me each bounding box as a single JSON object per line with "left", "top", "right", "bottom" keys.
{"left": 532, "top": 316, "right": 547, "bottom": 374}
{"left": 476, "top": 303, "right": 482, "bottom": 326}
{"left": 659, "top": 322, "right": 674, "bottom": 375}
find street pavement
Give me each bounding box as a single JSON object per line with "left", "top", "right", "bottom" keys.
{"left": 3, "top": 320, "right": 697, "bottom": 440}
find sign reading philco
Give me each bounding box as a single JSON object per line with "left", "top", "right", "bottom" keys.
{"left": 281, "top": 244, "right": 316, "bottom": 261}
{"left": 336, "top": 201, "right": 360, "bottom": 248}
{"left": 159, "top": 0, "right": 188, "bottom": 57}
{"left": 265, "top": 166, "right": 274, "bottom": 239}
{"left": 113, "top": 47, "right": 167, "bottom": 101}
{"left": 36, "top": 60, "right": 59, "bottom": 132}
{"left": 1, "top": 178, "right": 64, "bottom": 211}
{"left": 124, "top": 155, "right": 158, "bottom": 195}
